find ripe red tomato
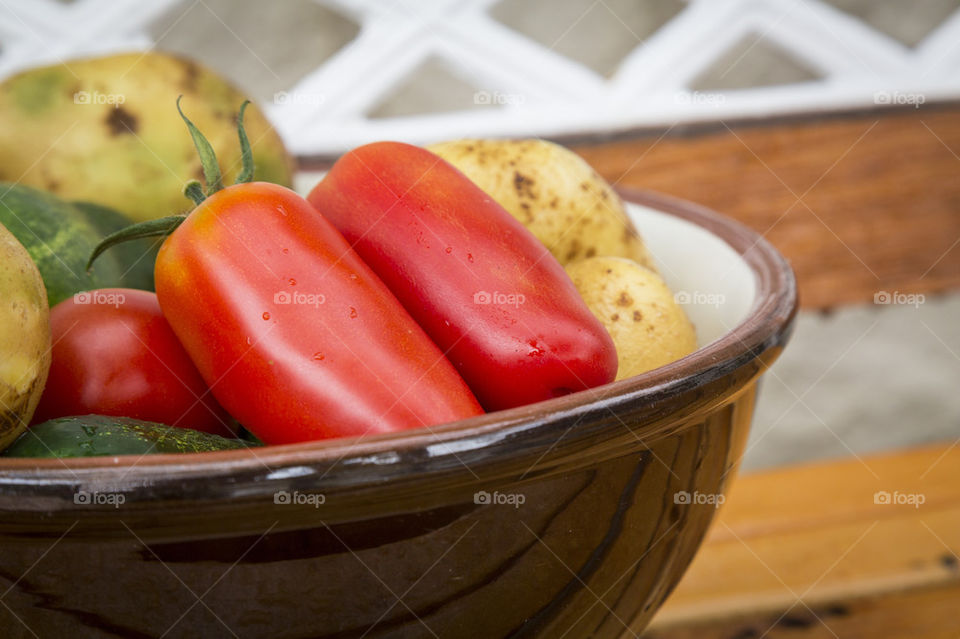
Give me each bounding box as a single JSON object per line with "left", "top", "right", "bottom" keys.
{"left": 154, "top": 183, "right": 484, "bottom": 444}
{"left": 32, "top": 288, "right": 233, "bottom": 435}
{"left": 308, "top": 142, "right": 618, "bottom": 411}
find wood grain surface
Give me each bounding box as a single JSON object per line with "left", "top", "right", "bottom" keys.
{"left": 640, "top": 442, "right": 960, "bottom": 638}
{"left": 574, "top": 105, "right": 960, "bottom": 309}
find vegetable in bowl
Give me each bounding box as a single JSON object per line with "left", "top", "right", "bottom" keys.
{"left": 429, "top": 138, "right": 656, "bottom": 269}
{"left": 9, "top": 101, "right": 700, "bottom": 454}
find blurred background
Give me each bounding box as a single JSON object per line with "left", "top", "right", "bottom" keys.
{"left": 1, "top": 0, "right": 957, "bottom": 472}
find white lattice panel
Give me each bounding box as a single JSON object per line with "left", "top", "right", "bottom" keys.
{"left": 1, "top": 0, "right": 958, "bottom": 156}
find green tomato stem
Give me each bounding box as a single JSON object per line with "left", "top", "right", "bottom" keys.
{"left": 183, "top": 180, "right": 205, "bottom": 206}
{"left": 86, "top": 215, "right": 186, "bottom": 272}
{"left": 235, "top": 100, "right": 254, "bottom": 184}
{"left": 176, "top": 95, "right": 224, "bottom": 196}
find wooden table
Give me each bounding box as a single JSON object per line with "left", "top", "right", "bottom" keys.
{"left": 640, "top": 443, "right": 960, "bottom": 638}
{"left": 573, "top": 103, "right": 960, "bottom": 310}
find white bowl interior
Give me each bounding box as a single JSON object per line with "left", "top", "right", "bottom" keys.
{"left": 626, "top": 202, "right": 756, "bottom": 347}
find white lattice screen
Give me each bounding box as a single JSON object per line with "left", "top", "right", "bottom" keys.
{"left": 1, "top": 0, "right": 958, "bottom": 156}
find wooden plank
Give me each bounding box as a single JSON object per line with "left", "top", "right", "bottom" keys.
{"left": 573, "top": 106, "right": 960, "bottom": 310}
{"left": 643, "top": 581, "right": 960, "bottom": 639}
{"left": 641, "top": 443, "right": 960, "bottom": 637}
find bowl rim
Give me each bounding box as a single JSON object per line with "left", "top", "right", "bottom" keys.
{"left": 0, "top": 189, "right": 797, "bottom": 488}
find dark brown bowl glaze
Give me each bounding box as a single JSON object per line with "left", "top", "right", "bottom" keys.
{"left": 0, "top": 190, "right": 796, "bottom": 639}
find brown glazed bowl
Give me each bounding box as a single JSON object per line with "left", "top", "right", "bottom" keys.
{"left": 0, "top": 189, "right": 796, "bottom": 639}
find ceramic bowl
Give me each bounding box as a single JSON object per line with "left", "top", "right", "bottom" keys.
{"left": 0, "top": 189, "right": 796, "bottom": 639}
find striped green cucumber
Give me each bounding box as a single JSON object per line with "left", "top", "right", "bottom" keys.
{"left": 0, "top": 183, "right": 126, "bottom": 305}
{"left": 72, "top": 201, "right": 157, "bottom": 291}
{"left": 1, "top": 415, "right": 254, "bottom": 458}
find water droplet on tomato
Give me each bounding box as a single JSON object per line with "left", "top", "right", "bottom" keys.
{"left": 262, "top": 312, "right": 271, "bottom": 321}
{"left": 313, "top": 352, "right": 325, "bottom": 361}
{"left": 467, "top": 253, "right": 474, "bottom": 263}
{"left": 288, "top": 278, "right": 297, "bottom": 286}
{"left": 527, "top": 339, "right": 544, "bottom": 357}
{"left": 277, "top": 204, "right": 287, "bottom": 216}
{"left": 282, "top": 248, "right": 290, "bottom": 254}
{"left": 445, "top": 246, "right": 452, "bottom": 254}
{"left": 246, "top": 336, "right": 252, "bottom": 345}
{"left": 349, "top": 307, "right": 358, "bottom": 319}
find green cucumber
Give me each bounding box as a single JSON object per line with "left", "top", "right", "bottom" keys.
{"left": 1, "top": 415, "right": 254, "bottom": 458}
{"left": 236, "top": 425, "right": 265, "bottom": 446}
{"left": 72, "top": 201, "right": 157, "bottom": 291}
{"left": 0, "top": 183, "right": 126, "bottom": 306}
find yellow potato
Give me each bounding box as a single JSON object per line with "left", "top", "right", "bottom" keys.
{"left": 0, "top": 52, "right": 294, "bottom": 222}
{"left": 565, "top": 256, "right": 696, "bottom": 380}
{"left": 0, "top": 223, "right": 51, "bottom": 450}
{"left": 428, "top": 138, "right": 655, "bottom": 269}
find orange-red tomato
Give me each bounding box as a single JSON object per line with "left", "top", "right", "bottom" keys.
{"left": 154, "top": 182, "right": 484, "bottom": 444}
